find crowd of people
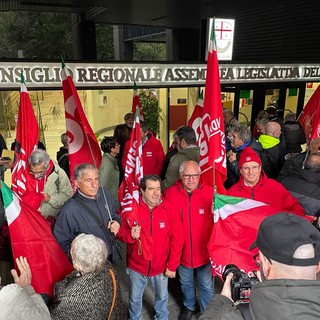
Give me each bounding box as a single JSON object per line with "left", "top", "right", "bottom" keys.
{"left": 1, "top": 106, "right": 320, "bottom": 320}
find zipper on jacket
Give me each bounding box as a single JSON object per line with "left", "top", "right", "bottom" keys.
{"left": 251, "top": 187, "right": 254, "bottom": 199}
{"left": 188, "top": 192, "right": 193, "bottom": 268}
{"left": 147, "top": 209, "right": 153, "bottom": 276}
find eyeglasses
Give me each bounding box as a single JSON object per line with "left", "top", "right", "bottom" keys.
{"left": 182, "top": 174, "right": 200, "bottom": 180}
{"left": 29, "top": 168, "right": 47, "bottom": 178}
{"left": 241, "top": 165, "right": 261, "bottom": 172}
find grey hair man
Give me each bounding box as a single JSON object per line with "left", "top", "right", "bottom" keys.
{"left": 27, "top": 149, "right": 73, "bottom": 219}
{"left": 200, "top": 213, "right": 320, "bottom": 320}
{"left": 54, "top": 163, "right": 121, "bottom": 260}
{"left": 161, "top": 126, "right": 200, "bottom": 192}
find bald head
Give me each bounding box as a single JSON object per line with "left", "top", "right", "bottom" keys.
{"left": 265, "top": 121, "right": 281, "bottom": 138}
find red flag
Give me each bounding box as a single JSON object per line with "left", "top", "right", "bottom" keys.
{"left": 132, "top": 81, "right": 143, "bottom": 119}
{"left": 118, "top": 108, "right": 143, "bottom": 211}
{"left": 1, "top": 182, "right": 73, "bottom": 298}
{"left": 199, "top": 18, "right": 227, "bottom": 194}
{"left": 118, "top": 110, "right": 153, "bottom": 260}
{"left": 61, "top": 61, "right": 102, "bottom": 185}
{"left": 298, "top": 84, "right": 320, "bottom": 143}
{"left": 208, "top": 194, "right": 279, "bottom": 278}
{"left": 187, "top": 90, "right": 204, "bottom": 143}
{"left": 11, "top": 74, "right": 39, "bottom": 196}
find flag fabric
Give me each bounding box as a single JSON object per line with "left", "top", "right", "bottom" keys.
{"left": 199, "top": 18, "right": 227, "bottom": 194}
{"left": 187, "top": 90, "right": 204, "bottom": 143}
{"left": 208, "top": 193, "right": 279, "bottom": 278}
{"left": 118, "top": 109, "right": 153, "bottom": 260}
{"left": 1, "top": 182, "right": 73, "bottom": 298}
{"left": 298, "top": 84, "right": 320, "bottom": 143}
{"left": 61, "top": 60, "right": 102, "bottom": 185}
{"left": 132, "top": 81, "right": 143, "bottom": 119}
{"left": 11, "top": 74, "right": 39, "bottom": 196}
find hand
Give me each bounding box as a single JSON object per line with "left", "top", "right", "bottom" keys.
{"left": 131, "top": 225, "right": 141, "bottom": 239}
{"left": 41, "top": 192, "right": 51, "bottom": 203}
{"left": 11, "top": 256, "right": 32, "bottom": 287}
{"left": 165, "top": 268, "right": 176, "bottom": 278}
{"left": 227, "top": 151, "right": 236, "bottom": 163}
{"left": 0, "top": 158, "right": 11, "bottom": 168}
{"left": 108, "top": 220, "right": 120, "bottom": 234}
{"left": 221, "top": 272, "right": 234, "bottom": 302}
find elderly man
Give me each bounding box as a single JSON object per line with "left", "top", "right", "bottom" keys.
{"left": 161, "top": 126, "right": 200, "bottom": 192}
{"left": 54, "top": 163, "right": 121, "bottom": 260}
{"left": 165, "top": 161, "right": 214, "bottom": 320}
{"left": 117, "top": 174, "right": 184, "bottom": 320}
{"left": 200, "top": 212, "right": 320, "bottom": 319}
{"left": 225, "top": 125, "right": 263, "bottom": 190}
{"left": 23, "top": 149, "right": 72, "bottom": 224}
{"left": 227, "top": 146, "right": 305, "bottom": 216}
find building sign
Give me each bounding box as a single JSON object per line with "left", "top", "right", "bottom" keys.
{"left": 208, "top": 18, "right": 235, "bottom": 61}
{"left": 1, "top": 62, "right": 320, "bottom": 89}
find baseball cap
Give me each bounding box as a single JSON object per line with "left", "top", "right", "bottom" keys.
{"left": 238, "top": 146, "right": 262, "bottom": 169}
{"left": 250, "top": 213, "right": 320, "bottom": 266}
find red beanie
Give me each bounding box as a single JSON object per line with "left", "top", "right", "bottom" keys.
{"left": 238, "top": 146, "right": 262, "bottom": 168}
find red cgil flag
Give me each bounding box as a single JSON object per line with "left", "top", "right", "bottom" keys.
{"left": 199, "top": 18, "right": 227, "bottom": 194}
{"left": 61, "top": 60, "right": 102, "bottom": 186}
{"left": 298, "top": 84, "right": 320, "bottom": 143}
{"left": 11, "top": 74, "right": 39, "bottom": 196}
{"left": 1, "top": 182, "right": 73, "bottom": 298}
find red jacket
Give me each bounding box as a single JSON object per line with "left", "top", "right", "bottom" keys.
{"left": 122, "top": 132, "right": 165, "bottom": 176}
{"left": 116, "top": 197, "right": 184, "bottom": 276}
{"left": 226, "top": 172, "right": 305, "bottom": 216}
{"left": 164, "top": 180, "right": 214, "bottom": 268}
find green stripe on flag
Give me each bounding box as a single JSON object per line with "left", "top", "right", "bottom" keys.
{"left": 1, "top": 182, "right": 13, "bottom": 209}
{"left": 1, "top": 181, "right": 21, "bottom": 225}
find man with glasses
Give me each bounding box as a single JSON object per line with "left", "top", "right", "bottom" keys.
{"left": 227, "top": 146, "right": 305, "bottom": 216}
{"left": 199, "top": 212, "right": 320, "bottom": 319}
{"left": 24, "top": 149, "right": 73, "bottom": 224}
{"left": 165, "top": 161, "right": 214, "bottom": 320}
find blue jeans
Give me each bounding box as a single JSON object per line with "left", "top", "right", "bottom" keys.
{"left": 127, "top": 268, "right": 169, "bottom": 320}
{"left": 178, "top": 263, "right": 214, "bottom": 313}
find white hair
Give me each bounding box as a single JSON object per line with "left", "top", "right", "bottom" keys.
{"left": 70, "top": 233, "right": 108, "bottom": 274}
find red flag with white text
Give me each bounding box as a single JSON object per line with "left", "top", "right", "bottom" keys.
{"left": 11, "top": 74, "right": 39, "bottom": 196}
{"left": 61, "top": 61, "right": 102, "bottom": 185}
{"left": 199, "top": 19, "right": 227, "bottom": 194}
{"left": 209, "top": 194, "right": 279, "bottom": 278}
{"left": 298, "top": 84, "right": 320, "bottom": 143}
{"left": 1, "top": 182, "right": 73, "bottom": 298}
{"left": 187, "top": 90, "right": 204, "bottom": 143}
{"left": 118, "top": 109, "right": 153, "bottom": 260}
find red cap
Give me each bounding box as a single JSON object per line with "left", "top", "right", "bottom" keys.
{"left": 238, "top": 146, "right": 262, "bottom": 169}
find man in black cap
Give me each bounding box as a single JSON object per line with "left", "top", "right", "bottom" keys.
{"left": 199, "top": 213, "right": 320, "bottom": 320}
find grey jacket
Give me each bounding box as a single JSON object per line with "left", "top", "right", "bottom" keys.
{"left": 200, "top": 279, "right": 320, "bottom": 320}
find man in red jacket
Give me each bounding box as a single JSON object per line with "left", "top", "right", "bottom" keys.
{"left": 122, "top": 120, "right": 165, "bottom": 176}
{"left": 164, "top": 161, "right": 214, "bottom": 320}
{"left": 227, "top": 146, "right": 305, "bottom": 216}
{"left": 117, "top": 174, "right": 184, "bottom": 320}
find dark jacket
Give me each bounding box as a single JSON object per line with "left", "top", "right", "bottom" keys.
{"left": 54, "top": 188, "right": 121, "bottom": 256}
{"left": 283, "top": 120, "right": 306, "bottom": 154}
{"left": 277, "top": 151, "right": 307, "bottom": 182}
{"left": 280, "top": 169, "right": 320, "bottom": 216}
{"left": 56, "top": 147, "right": 70, "bottom": 178}
{"left": 199, "top": 279, "right": 320, "bottom": 320}
{"left": 259, "top": 134, "right": 286, "bottom": 179}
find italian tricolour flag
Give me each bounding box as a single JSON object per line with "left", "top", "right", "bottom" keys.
{"left": 208, "top": 193, "right": 279, "bottom": 277}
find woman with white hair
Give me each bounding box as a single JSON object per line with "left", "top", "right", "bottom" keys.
{"left": 50, "top": 233, "right": 126, "bottom": 320}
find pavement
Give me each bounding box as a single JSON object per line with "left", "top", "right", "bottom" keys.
{"left": 113, "top": 241, "right": 223, "bottom": 320}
